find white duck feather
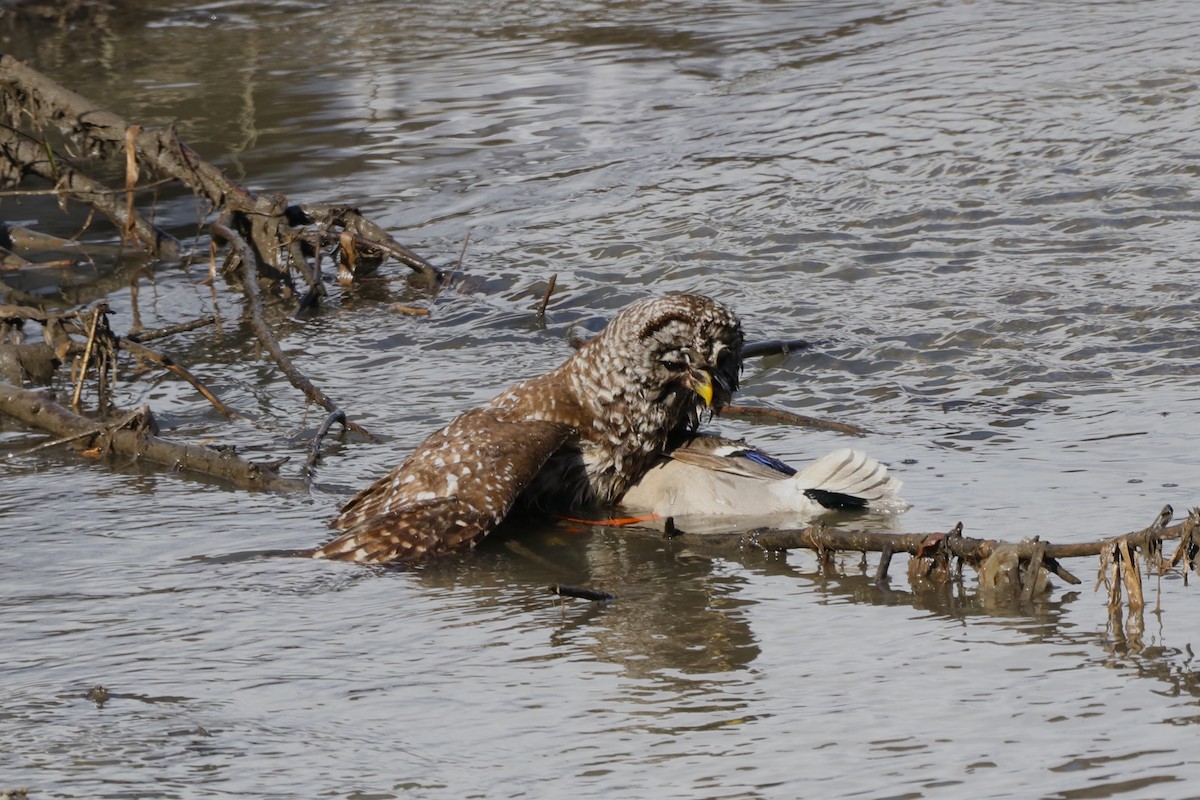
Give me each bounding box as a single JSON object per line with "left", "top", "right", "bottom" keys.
{"left": 618, "top": 433, "right": 907, "bottom": 526}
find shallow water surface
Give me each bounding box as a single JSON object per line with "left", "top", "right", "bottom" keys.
{"left": 3, "top": 1, "right": 1200, "bottom": 797}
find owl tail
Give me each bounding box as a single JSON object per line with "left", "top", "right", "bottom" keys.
{"left": 310, "top": 497, "right": 493, "bottom": 564}
{"left": 794, "top": 448, "right": 908, "bottom": 512}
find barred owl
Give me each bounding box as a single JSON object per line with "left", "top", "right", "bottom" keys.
{"left": 311, "top": 293, "right": 744, "bottom": 563}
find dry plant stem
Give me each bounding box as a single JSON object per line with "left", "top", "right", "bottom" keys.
{"left": 1091, "top": 505, "right": 1183, "bottom": 608}
{"left": 213, "top": 220, "right": 376, "bottom": 442}
{"left": 1119, "top": 539, "right": 1144, "bottom": 609}
{"left": 0, "top": 380, "right": 306, "bottom": 492}
{"left": 1167, "top": 510, "right": 1200, "bottom": 584}
{"left": 1021, "top": 539, "right": 1047, "bottom": 604}
{"left": 0, "top": 125, "right": 181, "bottom": 259}
{"left": 70, "top": 305, "right": 102, "bottom": 410}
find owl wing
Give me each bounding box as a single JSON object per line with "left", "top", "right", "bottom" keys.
{"left": 311, "top": 407, "right": 575, "bottom": 563}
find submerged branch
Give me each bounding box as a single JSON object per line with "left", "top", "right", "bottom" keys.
{"left": 303, "top": 408, "right": 347, "bottom": 482}
{"left": 548, "top": 583, "right": 616, "bottom": 603}
{"left": 722, "top": 403, "right": 870, "bottom": 436}
{"left": 685, "top": 518, "right": 1194, "bottom": 570}
{"left": 741, "top": 338, "right": 812, "bottom": 359}
{"left": 125, "top": 315, "right": 217, "bottom": 344}
{"left": 0, "top": 125, "right": 182, "bottom": 259}
{"left": 118, "top": 336, "right": 238, "bottom": 419}
{"left": 669, "top": 506, "right": 1200, "bottom": 611}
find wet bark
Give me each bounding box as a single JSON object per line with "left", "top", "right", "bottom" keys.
{"left": 0, "top": 380, "right": 306, "bottom": 492}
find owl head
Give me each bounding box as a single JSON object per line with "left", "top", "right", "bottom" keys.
{"left": 578, "top": 293, "right": 744, "bottom": 429}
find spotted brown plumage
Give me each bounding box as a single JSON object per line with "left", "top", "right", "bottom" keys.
{"left": 311, "top": 293, "right": 744, "bottom": 564}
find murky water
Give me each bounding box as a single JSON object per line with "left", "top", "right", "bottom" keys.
{"left": 3, "top": 1, "right": 1200, "bottom": 797}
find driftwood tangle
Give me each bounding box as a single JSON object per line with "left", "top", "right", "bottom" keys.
{"left": 0, "top": 53, "right": 442, "bottom": 440}
{"left": 0, "top": 56, "right": 1197, "bottom": 615}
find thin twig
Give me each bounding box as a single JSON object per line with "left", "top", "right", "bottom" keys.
{"left": 304, "top": 409, "right": 347, "bottom": 481}
{"left": 212, "top": 219, "right": 376, "bottom": 442}
{"left": 536, "top": 274, "right": 557, "bottom": 318}
{"left": 0, "top": 176, "right": 176, "bottom": 198}
{"left": 2, "top": 427, "right": 100, "bottom": 460}
{"left": 722, "top": 403, "right": 870, "bottom": 436}
{"left": 118, "top": 336, "right": 239, "bottom": 418}
{"left": 125, "top": 315, "right": 217, "bottom": 344}
{"left": 456, "top": 231, "right": 470, "bottom": 270}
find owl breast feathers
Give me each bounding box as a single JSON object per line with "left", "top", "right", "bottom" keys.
{"left": 311, "top": 293, "right": 744, "bottom": 564}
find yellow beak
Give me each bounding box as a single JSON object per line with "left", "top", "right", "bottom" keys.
{"left": 691, "top": 370, "right": 714, "bottom": 407}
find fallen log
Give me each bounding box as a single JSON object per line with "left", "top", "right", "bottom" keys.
{"left": 0, "top": 380, "right": 306, "bottom": 492}
{"left": 0, "top": 53, "right": 441, "bottom": 281}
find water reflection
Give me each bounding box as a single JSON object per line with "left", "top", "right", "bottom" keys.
{"left": 393, "top": 520, "right": 1200, "bottom": 705}
{"left": 412, "top": 527, "right": 763, "bottom": 681}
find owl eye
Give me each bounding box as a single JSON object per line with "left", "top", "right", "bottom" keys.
{"left": 659, "top": 350, "right": 690, "bottom": 372}
{"left": 660, "top": 358, "right": 688, "bottom": 373}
